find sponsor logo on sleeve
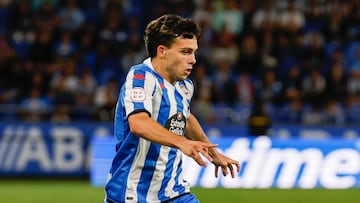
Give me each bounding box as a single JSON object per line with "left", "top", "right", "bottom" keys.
{"left": 130, "top": 87, "right": 146, "bottom": 102}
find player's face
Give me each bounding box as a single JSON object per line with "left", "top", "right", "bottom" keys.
{"left": 164, "top": 37, "right": 198, "bottom": 84}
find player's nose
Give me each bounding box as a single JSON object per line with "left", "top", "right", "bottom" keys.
{"left": 189, "top": 53, "right": 196, "bottom": 65}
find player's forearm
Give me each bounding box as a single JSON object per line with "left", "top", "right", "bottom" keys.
{"left": 185, "top": 113, "right": 210, "bottom": 142}
{"left": 128, "top": 112, "right": 187, "bottom": 148}
{"left": 186, "top": 113, "right": 221, "bottom": 157}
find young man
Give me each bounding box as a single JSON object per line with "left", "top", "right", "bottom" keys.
{"left": 105, "top": 14, "right": 240, "bottom": 203}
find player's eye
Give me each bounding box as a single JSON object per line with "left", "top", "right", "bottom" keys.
{"left": 181, "top": 49, "right": 192, "bottom": 55}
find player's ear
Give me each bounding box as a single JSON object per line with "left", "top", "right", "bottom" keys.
{"left": 157, "top": 45, "right": 166, "bottom": 58}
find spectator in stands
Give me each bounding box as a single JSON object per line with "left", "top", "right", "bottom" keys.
{"left": 94, "top": 77, "right": 118, "bottom": 121}
{"left": 191, "top": 61, "right": 215, "bottom": 123}
{"left": 280, "top": 65, "right": 302, "bottom": 104}
{"left": 347, "top": 51, "right": 360, "bottom": 105}
{"left": 256, "top": 70, "right": 282, "bottom": 105}
{"left": 1, "top": 0, "right": 360, "bottom": 126}
{"left": 251, "top": 0, "right": 278, "bottom": 31}
{"left": 322, "top": 8, "right": 345, "bottom": 42}
{"left": 75, "top": 68, "right": 97, "bottom": 106}
{"left": 98, "top": 9, "right": 128, "bottom": 57}
{"left": 325, "top": 63, "right": 348, "bottom": 104}
{"left": 50, "top": 59, "right": 78, "bottom": 105}
{"left": 50, "top": 104, "right": 71, "bottom": 123}
{"left": 273, "top": 33, "right": 293, "bottom": 72}
{"left": 210, "top": 59, "right": 237, "bottom": 105}
{"left": 277, "top": 0, "right": 305, "bottom": 34}
{"left": 32, "top": 0, "right": 58, "bottom": 11}
{"left": 279, "top": 98, "right": 303, "bottom": 124}
{"left": 259, "top": 31, "right": 278, "bottom": 71}
{"left": 209, "top": 23, "right": 239, "bottom": 66}
{"left": 233, "top": 34, "right": 261, "bottom": 77}
{"left": 235, "top": 73, "right": 254, "bottom": 105}
{"left": 19, "top": 87, "right": 51, "bottom": 121}
{"left": 34, "top": 0, "right": 60, "bottom": 32}
{"left": 349, "top": 47, "right": 360, "bottom": 73}
{"left": 302, "top": 31, "right": 326, "bottom": 75}
{"left": 120, "top": 28, "right": 147, "bottom": 74}
{"left": 54, "top": 30, "right": 77, "bottom": 59}
{"left": 247, "top": 99, "right": 271, "bottom": 136}
{"left": 10, "top": 0, "right": 36, "bottom": 32}
{"left": 29, "top": 29, "right": 55, "bottom": 65}
{"left": 192, "top": 0, "right": 214, "bottom": 59}
{"left": 302, "top": 68, "right": 326, "bottom": 108}
{"left": 323, "top": 99, "right": 345, "bottom": 125}
{"left": 0, "top": 0, "right": 11, "bottom": 29}
{"left": 0, "top": 33, "right": 16, "bottom": 97}
{"left": 26, "top": 70, "right": 50, "bottom": 98}
{"left": 192, "top": 0, "right": 213, "bottom": 28}
{"left": 0, "top": 31, "right": 15, "bottom": 62}
{"left": 212, "top": 0, "right": 244, "bottom": 36}
{"left": 58, "top": 0, "right": 85, "bottom": 31}
{"left": 323, "top": 47, "right": 346, "bottom": 77}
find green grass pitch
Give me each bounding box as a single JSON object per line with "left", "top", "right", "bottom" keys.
{"left": 0, "top": 179, "right": 358, "bottom": 203}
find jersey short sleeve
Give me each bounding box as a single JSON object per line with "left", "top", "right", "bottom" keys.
{"left": 123, "top": 66, "right": 157, "bottom": 118}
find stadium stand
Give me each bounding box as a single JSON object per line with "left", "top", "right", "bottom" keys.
{"left": 0, "top": 0, "right": 360, "bottom": 126}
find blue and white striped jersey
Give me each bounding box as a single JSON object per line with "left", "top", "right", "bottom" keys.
{"left": 105, "top": 58, "right": 194, "bottom": 203}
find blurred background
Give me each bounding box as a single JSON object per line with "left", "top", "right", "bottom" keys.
{"left": 0, "top": 0, "right": 359, "bottom": 202}
{"left": 0, "top": 0, "right": 359, "bottom": 126}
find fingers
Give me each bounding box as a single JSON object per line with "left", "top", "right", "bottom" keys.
{"left": 234, "top": 161, "right": 241, "bottom": 173}
{"left": 215, "top": 165, "right": 219, "bottom": 178}
{"left": 192, "top": 151, "right": 207, "bottom": 166}
{"left": 214, "top": 156, "right": 241, "bottom": 178}
{"left": 203, "top": 143, "right": 218, "bottom": 149}
{"left": 193, "top": 142, "right": 217, "bottom": 165}
{"left": 228, "top": 164, "right": 235, "bottom": 178}
{"left": 199, "top": 147, "right": 213, "bottom": 162}
{"left": 221, "top": 165, "right": 228, "bottom": 177}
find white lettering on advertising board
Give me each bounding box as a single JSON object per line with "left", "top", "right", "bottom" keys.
{"left": 183, "top": 136, "right": 360, "bottom": 189}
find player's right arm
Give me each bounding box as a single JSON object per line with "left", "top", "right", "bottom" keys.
{"left": 128, "top": 111, "right": 216, "bottom": 166}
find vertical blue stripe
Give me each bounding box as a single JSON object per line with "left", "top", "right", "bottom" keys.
{"left": 173, "top": 158, "right": 186, "bottom": 194}
{"left": 137, "top": 142, "right": 161, "bottom": 202}
{"left": 156, "top": 77, "right": 170, "bottom": 126}
{"left": 158, "top": 148, "right": 177, "bottom": 200}
{"left": 114, "top": 86, "right": 126, "bottom": 143}
{"left": 172, "top": 82, "right": 186, "bottom": 195}
{"left": 137, "top": 77, "right": 170, "bottom": 201}
{"left": 158, "top": 81, "right": 186, "bottom": 200}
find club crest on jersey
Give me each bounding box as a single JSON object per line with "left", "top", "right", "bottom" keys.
{"left": 165, "top": 112, "right": 186, "bottom": 136}
{"left": 130, "top": 87, "right": 146, "bottom": 102}
{"left": 177, "top": 112, "right": 183, "bottom": 120}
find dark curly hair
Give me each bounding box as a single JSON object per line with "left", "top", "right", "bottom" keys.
{"left": 144, "top": 14, "right": 201, "bottom": 58}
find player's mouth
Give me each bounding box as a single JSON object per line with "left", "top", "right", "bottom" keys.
{"left": 185, "top": 68, "right": 192, "bottom": 75}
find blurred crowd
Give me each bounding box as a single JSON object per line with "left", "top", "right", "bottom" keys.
{"left": 0, "top": 0, "right": 360, "bottom": 126}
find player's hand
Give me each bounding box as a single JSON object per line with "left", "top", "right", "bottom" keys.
{"left": 211, "top": 153, "right": 240, "bottom": 178}
{"left": 178, "top": 139, "right": 218, "bottom": 166}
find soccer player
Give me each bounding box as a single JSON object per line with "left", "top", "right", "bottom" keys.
{"left": 104, "top": 14, "right": 240, "bottom": 203}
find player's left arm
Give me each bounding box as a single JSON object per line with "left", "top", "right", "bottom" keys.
{"left": 185, "top": 113, "right": 240, "bottom": 178}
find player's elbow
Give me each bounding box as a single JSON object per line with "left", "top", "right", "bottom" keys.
{"left": 128, "top": 112, "right": 150, "bottom": 136}
{"left": 129, "top": 122, "right": 146, "bottom": 135}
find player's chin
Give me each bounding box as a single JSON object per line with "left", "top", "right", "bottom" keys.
{"left": 184, "top": 71, "right": 192, "bottom": 77}
{"left": 181, "top": 74, "right": 190, "bottom": 80}
{"left": 178, "top": 73, "right": 190, "bottom": 80}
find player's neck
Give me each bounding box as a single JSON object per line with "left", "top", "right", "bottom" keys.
{"left": 151, "top": 57, "right": 176, "bottom": 85}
